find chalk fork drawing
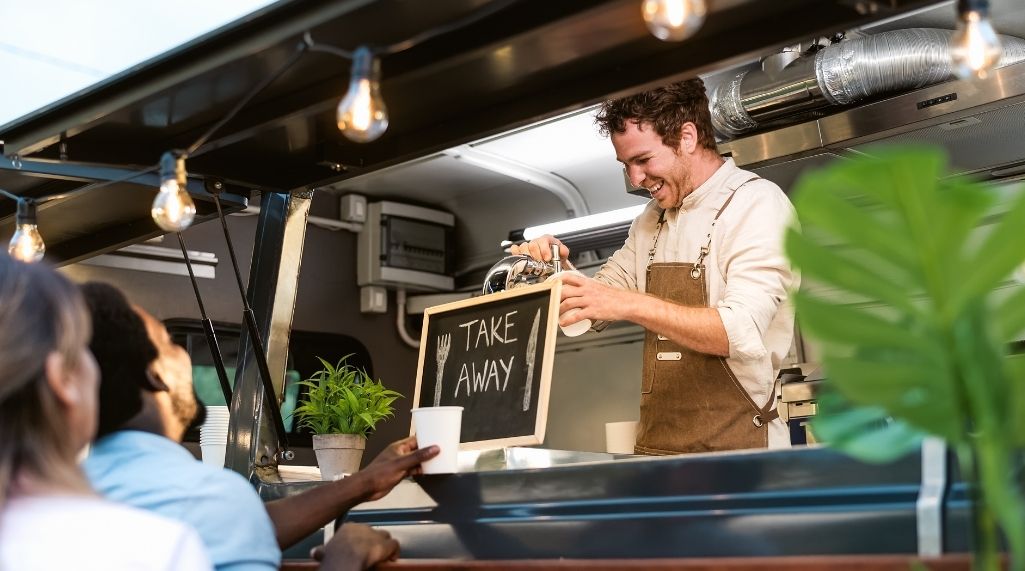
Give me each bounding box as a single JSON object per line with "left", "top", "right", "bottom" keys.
{"left": 523, "top": 309, "right": 541, "bottom": 411}
{"left": 433, "top": 333, "right": 451, "bottom": 406}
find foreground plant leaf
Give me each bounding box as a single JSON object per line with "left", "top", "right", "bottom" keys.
{"left": 789, "top": 146, "right": 1025, "bottom": 571}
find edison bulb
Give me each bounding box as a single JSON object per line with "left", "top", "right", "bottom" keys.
{"left": 337, "top": 46, "right": 388, "bottom": 143}
{"left": 152, "top": 178, "right": 197, "bottom": 232}
{"left": 951, "top": 10, "right": 1002, "bottom": 79}
{"left": 8, "top": 199, "right": 44, "bottom": 262}
{"left": 152, "top": 151, "right": 197, "bottom": 232}
{"left": 8, "top": 223, "right": 45, "bottom": 262}
{"left": 641, "top": 0, "right": 707, "bottom": 42}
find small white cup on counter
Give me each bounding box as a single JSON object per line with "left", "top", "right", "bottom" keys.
{"left": 605, "top": 420, "right": 639, "bottom": 454}
{"left": 411, "top": 406, "right": 463, "bottom": 474}
{"left": 546, "top": 270, "right": 592, "bottom": 337}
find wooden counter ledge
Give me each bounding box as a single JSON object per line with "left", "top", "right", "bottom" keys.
{"left": 283, "top": 554, "right": 989, "bottom": 571}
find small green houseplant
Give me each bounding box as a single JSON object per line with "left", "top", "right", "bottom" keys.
{"left": 786, "top": 147, "right": 1025, "bottom": 570}
{"left": 294, "top": 356, "right": 402, "bottom": 480}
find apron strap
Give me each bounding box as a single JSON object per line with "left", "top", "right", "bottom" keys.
{"left": 693, "top": 174, "right": 758, "bottom": 275}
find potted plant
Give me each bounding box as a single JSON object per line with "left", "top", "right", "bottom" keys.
{"left": 293, "top": 355, "right": 403, "bottom": 480}
{"left": 786, "top": 146, "right": 1025, "bottom": 570}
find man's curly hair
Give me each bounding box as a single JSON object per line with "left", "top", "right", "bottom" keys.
{"left": 82, "top": 281, "right": 158, "bottom": 439}
{"left": 595, "top": 78, "right": 717, "bottom": 152}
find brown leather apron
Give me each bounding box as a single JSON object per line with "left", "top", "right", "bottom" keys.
{"left": 634, "top": 180, "right": 778, "bottom": 455}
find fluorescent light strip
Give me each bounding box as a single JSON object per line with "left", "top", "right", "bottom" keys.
{"left": 523, "top": 204, "right": 646, "bottom": 240}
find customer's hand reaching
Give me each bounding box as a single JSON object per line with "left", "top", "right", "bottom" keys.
{"left": 353, "top": 436, "right": 439, "bottom": 502}
{"left": 312, "top": 523, "right": 398, "bottom": 571}
{"left": 263, "top": 436, "right": 439, "bottom": 550}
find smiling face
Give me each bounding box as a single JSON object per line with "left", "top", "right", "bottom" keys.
{"left": 613, "top": 120, "right": 695, "bottom": 209}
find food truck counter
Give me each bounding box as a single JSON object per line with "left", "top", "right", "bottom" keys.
{"left": 343, "top": 442, "right": 969, "bottom": 560}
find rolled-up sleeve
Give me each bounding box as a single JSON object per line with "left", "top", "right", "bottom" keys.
{"left": 715, "top": 185, "right": 797, "bottom": 362}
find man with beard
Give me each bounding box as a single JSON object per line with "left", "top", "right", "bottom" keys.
{"left": 512, "top": 79, "right": 798, "bottom": 454}
{"left": 81, "top": 282, "right": 438, "bottom": 570}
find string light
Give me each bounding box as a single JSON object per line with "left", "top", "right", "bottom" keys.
{"left": 951, "top": 0, "right": 1002, "bottom": 79}
{"left": 641, "top": 0, "right": 707, "bottom": 42}
{"left": 151, "top": 151, "right": 197, "bottom": 232}
{"left": 8, "top": 199, "right": 45, "bottom": 263}
{"left": 336, "top": 46, "right": 389, "bottom": 143}
{"left": 5, "top": 5, "right": 517, "bottom": 267}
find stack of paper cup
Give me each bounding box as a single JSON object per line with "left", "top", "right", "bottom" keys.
{"left": 200, "top": 406, "right": 230, "bottom": 467}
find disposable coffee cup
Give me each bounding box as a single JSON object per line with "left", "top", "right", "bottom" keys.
{"left": 411, "top": 406, "right": 463, "bottom": 474}
{"left": 546, "top": 271, "right": 592, "bottom": 337}
{"left": 201, "top": 443, "right": 227, "bottom": 467}
{"left": 605, "top": 420, "right": 639, "bottom": 454}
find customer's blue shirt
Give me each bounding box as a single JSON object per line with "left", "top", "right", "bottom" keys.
{"left": 84, "top": 430, "right": 280, "bottom": 571}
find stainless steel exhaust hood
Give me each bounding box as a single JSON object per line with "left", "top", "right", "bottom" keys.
{"left": 719, "top": 58, "right": 1025, "bottom": 190}
{"left": 710, "top": 29, "right": 1025, "bottom": 137}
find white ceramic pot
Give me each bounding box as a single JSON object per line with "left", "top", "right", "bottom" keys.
{"left": 312, "top": 433, "right": 366, "bottom": 481}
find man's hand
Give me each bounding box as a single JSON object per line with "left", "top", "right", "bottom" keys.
{"left": 312, "top": 523, "right": 399, "bottom": 571}
{"left": 509, "top": 234, "right": 571, "bottom": 268}
{"left": 353, "top": 436, "right": 439, "bottom": 502}
{"left": 264, "top": 437, "right": 438, "bottom": 550}
{"left": 557, "top": 270, "right": 629, "bottom": 324}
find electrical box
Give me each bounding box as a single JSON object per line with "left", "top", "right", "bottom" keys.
{"left": 360, "top": 286, "right": 388, "bottom": 313}
{"left": 340, "top": 194, "right": 367, "bottom": 223}
{"left": 357, "top": 201, "right": 455, "bottom": 291}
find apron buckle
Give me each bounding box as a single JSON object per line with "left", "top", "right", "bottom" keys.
{"left": 690, "top": 267, "right": 702, "bottom": 279}
{"left": 752, "top": 415, "right": 764, "bottom": 427}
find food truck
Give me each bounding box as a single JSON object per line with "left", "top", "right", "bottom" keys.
{"left": 3, "top": 0, "right": 1023, "bottom": 566}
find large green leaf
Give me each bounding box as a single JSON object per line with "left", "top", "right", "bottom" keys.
{"left": 995, "top": 287, "right": 1025, "bottom": 342}
{"left": 953, "top": 309, "right": 1010, "bottom": 430}
{"left": 928, "top": 178, "right": 995, "bottom": 269}
{"left": 1005, "top": 354, "right": 1025, "bottom": 446}
{"left": 811, "top": 391, "right": 925, "bottom": 464}
{"left": 790, "top": 172, "right": 919, "bottom": 277}
{"left": 787, "top": 146, "right": 1025, "bottom": 447}
{"left": 786, "top": 229, "right": 922, "bottom": 314}
{"left": 793, "top": 293, "right": 940, "bottom": 357}
{"left": 949, "top": 187, "right": 1025, "bottom": 314}
{"left": 822, "top": 353, "right": 961, "bottom": 441}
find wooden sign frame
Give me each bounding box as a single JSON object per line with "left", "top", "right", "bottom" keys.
{"left": 411, "top": 280, "right": 561, "bottom": 450}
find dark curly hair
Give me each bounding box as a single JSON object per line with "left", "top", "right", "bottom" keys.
{"left": 595, "top": 78, "right": 717, "bottom": 152}
{"left": 81, "top": 282, "right": 159, "bottom": 439}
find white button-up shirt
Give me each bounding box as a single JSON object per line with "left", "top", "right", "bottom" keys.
{"left": 595, "top": 158, "right": 799, "bottom": 448}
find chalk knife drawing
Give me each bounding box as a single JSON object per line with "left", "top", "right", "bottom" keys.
{"left": 523, "top": 309, "right": 541, "bottom": 412}
{"left": 433, "top": 333, "right": 451, "bottom": 406}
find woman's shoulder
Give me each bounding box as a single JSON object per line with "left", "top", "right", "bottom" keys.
{"left": 3, "top": 496, "right": 211, "bottom": 570}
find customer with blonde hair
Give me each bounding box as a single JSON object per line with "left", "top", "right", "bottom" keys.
{"left": 0, "top": 254, "right": 212, "bottom": 570}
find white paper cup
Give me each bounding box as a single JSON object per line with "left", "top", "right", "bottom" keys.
{"left": 411, "top": 406, "right": 463, "bottom": 474}
{"left": 201, "top": 443, "right": 227, "bottom": 467}
{"left": 605, "top": 420, "right": 639, "bottom": 454}
{"left": 546, "top": 271, "right": 592, "bottom": 337}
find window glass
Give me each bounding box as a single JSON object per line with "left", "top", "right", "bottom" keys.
{"left": 166, "top": 319, "right": 373, "bottom": 445}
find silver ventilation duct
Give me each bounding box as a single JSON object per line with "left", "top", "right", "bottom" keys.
{"left": 710, "top": 28, "right": 1025, "bottom": 137}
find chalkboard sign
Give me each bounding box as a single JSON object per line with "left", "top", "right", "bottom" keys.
{"left": 411, "top": 281, "right": 561, "bottom": 450}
